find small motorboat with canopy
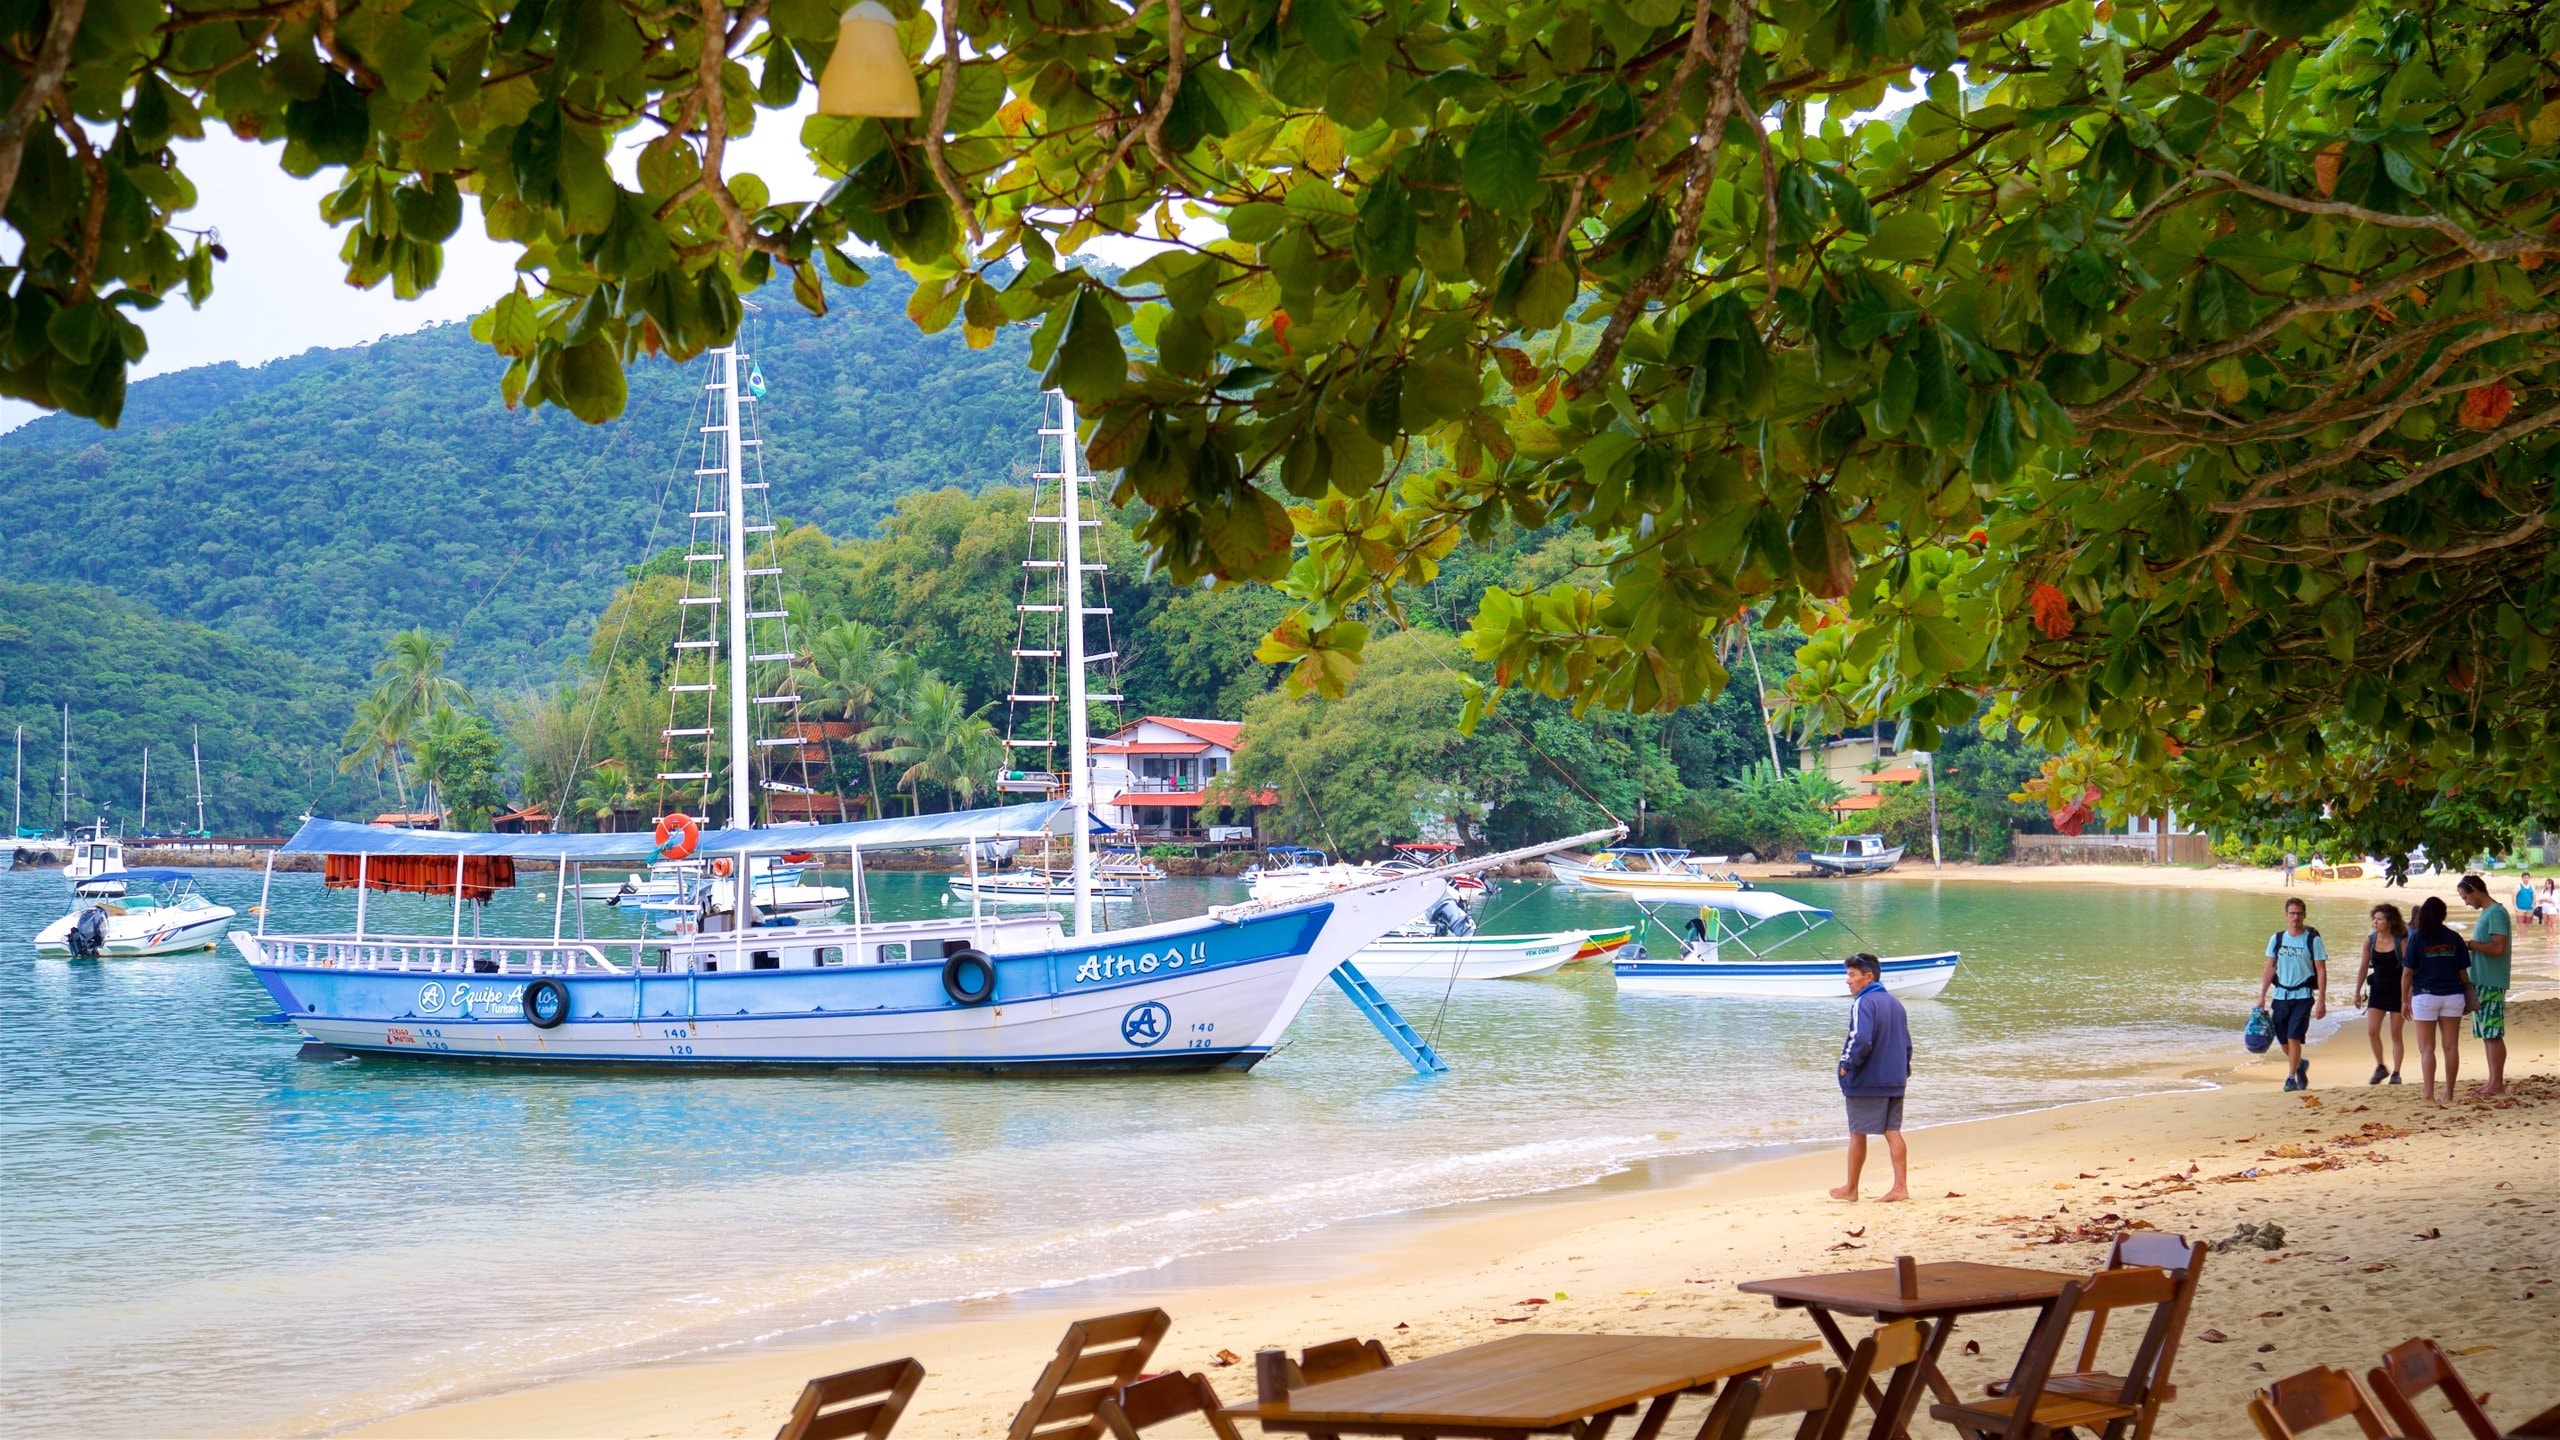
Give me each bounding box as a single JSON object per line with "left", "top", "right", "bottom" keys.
{"left": 1610, "top": 886, "right": 1958, "bottom": 1000}
{"left": 35, "top": 869, "right": 236, "bottom": 957}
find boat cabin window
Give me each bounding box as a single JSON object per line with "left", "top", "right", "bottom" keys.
{"left": 749, "top": 949, "right": 780, "bottom": 970}
{"left": 815, "top": 946, "right": 845, "bottom": 967}
{"left": 875, "top": 941, "right": 909, "bottom": 964}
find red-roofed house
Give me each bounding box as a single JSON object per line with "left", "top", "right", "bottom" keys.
{"left": 1091, "top": 717, "right": 1273, "bottom": 841}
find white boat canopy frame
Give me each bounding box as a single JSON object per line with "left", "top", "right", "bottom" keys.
{"left": 1628, "top": 887, "right": 1840, "bottom": 960}
{"left": 277, "top": 801, "right": 1071, "bottom": 862}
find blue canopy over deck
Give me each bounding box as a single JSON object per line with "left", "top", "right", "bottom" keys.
{"left": 278, "top": 801, "right": 1070, "bottom": 863}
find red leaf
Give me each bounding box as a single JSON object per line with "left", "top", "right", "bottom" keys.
{"left": 1270, "top": 311, "right": 1294, "bottom": 356}
{"left": 2029, "top": 582, "right": 2074, "bottom": 639}
{"left": 2199, "top": 1329, "right": 2229, "bottom": 1344}
{"left": 2457, "top": 382, "right": 2515, "bottom": 431}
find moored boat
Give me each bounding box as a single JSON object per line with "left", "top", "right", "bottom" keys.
{"left": 34, "top": 869, "right": 236, "bottom": 956}
{"left": 1547, "top": 847, "right": 1750, "bottom": 902}
{"left": 1800, "top": 833, "right": 1905, "bottom": 875}
{"left": 1350, "top": 928, "right": 1588, "bottom": 983}
{"left": 1608, "top": 888, "right": 1959, "bottom": 1000}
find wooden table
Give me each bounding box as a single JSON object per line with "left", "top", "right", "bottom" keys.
{"left": 1739, "top": 1261, "right": 2079, "bottom": 1440}
{"left": 1230, "top": 1332, "right": 1816, "bottom": 1439}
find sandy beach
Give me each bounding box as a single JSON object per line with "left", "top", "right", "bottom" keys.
{"left": 348, "top": 988, "right": 2559, "bottom": 1440}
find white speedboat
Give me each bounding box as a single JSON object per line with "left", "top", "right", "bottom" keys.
{"left": 1801, "top": 833, "right": 1905, "bottom": 875}
{"left": 946, "top": 869, "right": 1138, "bottom": 904}
{"left": 1351, "top": 929, "right": 1588, "bottom": 982}
{"left": 1546, "top": 847, "right": 1750, "bottom": 902}
{"left": 1610, "top": 888, "right": 1959, "bottom": 1000}
{"left": 1245, "top": 846, "right": 1378, "bottom": 903}
{"left": 35, "top": 869, "right": 236, "bottom": 956}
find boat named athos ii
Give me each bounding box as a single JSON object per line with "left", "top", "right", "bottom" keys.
{"left": 230, "top": 359, "right": 1612, "bottom": 1072}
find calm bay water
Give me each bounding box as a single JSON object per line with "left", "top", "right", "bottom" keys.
{"left": 2, "top": 863, "right": 2343, "bottom": 1435}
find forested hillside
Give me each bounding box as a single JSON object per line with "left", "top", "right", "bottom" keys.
{"left": 0, "top": 273, "right": 1039, "bottom": 687}
{"left": 0, "top": 582, "right": 368, "bottom": 834}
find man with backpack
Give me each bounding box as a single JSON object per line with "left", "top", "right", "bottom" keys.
{"left": 2257, "top": 896, "right": 2329, "bottom": 1090}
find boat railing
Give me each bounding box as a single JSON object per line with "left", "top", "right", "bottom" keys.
{"left": 249, "top": 933, "right": 641, "bottom": 976}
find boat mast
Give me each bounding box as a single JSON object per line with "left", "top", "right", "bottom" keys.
{"left": 60, "top": 703, "right": 70, "bottom": 833}
{"left": 719, "top": 343, "right": 751, "bottom": 833}
{"left": 11, "top": 725, "right": 20, "bottom": 839}
{"left": 1058, "top": 394, "right": 1094, "bottom": 938}
{"left": 140, "top": 746, "right": 149, "bottom": 833}
{"left": 192, "top": 727, "right": 206, "bottom": 836}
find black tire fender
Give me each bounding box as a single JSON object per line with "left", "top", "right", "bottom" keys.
{"left": 523, "top": 978, "right": 572, "bottom": 1029}
{"left": 941, "top": 949, "right": 997, "bottom": 1006}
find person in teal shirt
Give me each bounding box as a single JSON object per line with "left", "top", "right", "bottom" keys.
{"left": 2458, "top": 875, "right": 2512, "bottom": 1097}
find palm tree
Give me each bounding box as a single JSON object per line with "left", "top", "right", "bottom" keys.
{"left": 338, "top": 692, "right": 411, "bottom": 810}
{"left": 406, "top": 704, "right": 475, "bottom": 820}
{"left": 864, "top": 677, "right": 994, "bottom": 813}
{"left": 945, "top": 716, "right": 1008, "bottom": 811}
{"left": 374, "top": 628, "right": 472, "bottom": 745}
{"left": 794, "top": 620, "right": 897, "bottom": 820}
{"left": 571, "top": 759, "right": 636, "bottom": 832}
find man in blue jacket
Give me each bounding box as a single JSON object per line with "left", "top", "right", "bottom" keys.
{"left": 1832, "top": 952, "right": 1912, "bottom": 1203}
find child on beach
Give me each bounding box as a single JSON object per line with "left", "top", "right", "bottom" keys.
{"left": 2406, "top": 896, "right": 2471, "bottom": 1107}
{"left": 1831, "top": 953, "right": 1910, "bottom": 1204}
{"left": 2255, "top": 897, "right": 2327, "bottom": 1090}
{"left": 2518, "top": 874, "right": 2539, "bottom": 929}
{"left": 2353, "top": 903, "right": 2407, "bottom": 1085}
{"left": 2457, "top": 875, "right": 2512, "bottom": 1098}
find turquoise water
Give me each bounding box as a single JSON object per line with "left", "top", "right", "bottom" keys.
{"left": 0, "top": 866, "right": 2381, "bottom": 1435}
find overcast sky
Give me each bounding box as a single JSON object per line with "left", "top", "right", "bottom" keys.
{"left": 3, "top": 97, "right": 831, "bottom": 433}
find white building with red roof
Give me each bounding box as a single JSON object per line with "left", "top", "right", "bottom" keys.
{"left": 1090, "top": 717, "right": 1275, "bottom": 841}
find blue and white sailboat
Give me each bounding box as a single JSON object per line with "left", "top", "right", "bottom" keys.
{"left": 234, "top": 363, "right": 1608, "bottom": 1071}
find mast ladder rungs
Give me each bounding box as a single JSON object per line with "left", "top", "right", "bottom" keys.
{"left": 747, "top": 567, "right": 781, "bottom": 577}
{"left": 754, "top": 738, "right": 806, "bottom": 748}
{"left": 1018, "top": 604, "right": 1061, "bottom": 613}
{"left": 1028, "top": 516, "right": 1104, "bottom": 527}
{"left": 693, "top": 469, "right": 725, "bottom": 477}
{"left": 657, "top": 771, "right": 712, "bottom": 781}
{"left": 1087, "top": 693, "right": 1124, "bottom": 701}
{"left": 689, "top": 509, "right": 725, "bottom": 519}
{"left": 749, "top": 652, "right": 793, "bottom": 663}
{"left": 1021, "top": 560, "right": 1060, "bottom": 569}
{"left": 680, "top": 597, "right": 721, "bottom": 606}
{"left": 745, "top": 525, "right": 777, "bottom": 534}
{"left": 1010, "top": 693, "right": 1057, "bottom": 702}
{"left": 742, "top": 482, "right": 768, "bottom": 490}
{"left": 686, "top": 553, "right": 723, "bottom": 563}
{"left": 1086, "top": 651, "right": 1120, "bottom": 663}
{"left": 671, "top": 684, "right": 716, "bottom": 692}
{"left": 1004, "top": 738, "right": 1055, "bottom": 748}
{"left": 673, "top": 640, "right": 718, "bottom": 649}
{"left": 1328, "top": 962, "right": 1450, "bottom": 1076}
{"left": 1078, "top": 563, "right": 1108, "bottom": 572}
{"left": 747, "top": 610, "right": 788, "bottom": 620}
{"left": 753, "top": 694, "right": 802, "bottom": 705}
{"left": 662, "top": 727, "right": 712, "bottom": 737}
{"left": 1012, "top": 649, "right": 1061, "bottom": 658}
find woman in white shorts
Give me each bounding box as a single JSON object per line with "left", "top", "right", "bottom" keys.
{"left": 2404, "top": 896, "right": 2471, "bottom": 1107}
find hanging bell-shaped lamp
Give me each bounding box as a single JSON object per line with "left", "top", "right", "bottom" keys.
{"left": 817, "top": 2, "right": 923, "bottom": 118}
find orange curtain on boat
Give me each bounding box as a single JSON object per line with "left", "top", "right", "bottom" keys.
{"left": 323, "top": 854, "right": 517, "bottom": 903}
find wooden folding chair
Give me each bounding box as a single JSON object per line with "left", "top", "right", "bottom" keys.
{"left": 2368, "top": 1338, "right": 2501, "bottom": 1440}
{"left": 1275, "top": 1339, "right": 1397, "bottom": 1440}
{"left": 2246, "top": 1366, "right": 2395, "bottom": 1440}
{"left": 775, "top": 1357, "right": 924, "bottom": 1440}
{"left": 1097, "top": 1371, "right": 1245, "bottom": 1440}
{"left": 1933, "top": 1268, "right": 2177, "bottom": 1440}
{"left": 1690, "top": 1362, "right": 1845, "bottom": 1440}
{"left": 1007, "top": 1308, "right": 1174, "bottom": 1440}
{"left": 1717, "top": 1320, "right": 1922, "bottom": 1440}
{"left": 1984, "top": 1234, "right": 2206, "bottom": 1439}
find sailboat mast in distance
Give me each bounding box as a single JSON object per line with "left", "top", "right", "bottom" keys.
{"left": 12, "top": 725, "right": 20, "bottom": 838}
{"left": 140, "top": 747, "right": 149, "bottom": 833}
{"left": 60, "top": 702, "right": 70, "bottom": 830}
{"left": 193, "top": 727, "right": 206, "bottom": 835}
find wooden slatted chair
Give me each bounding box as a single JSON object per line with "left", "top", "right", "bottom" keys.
{"left": 1008, "top": 1308, "right": 1175, "bottom": 1440}
{"left": 2247, "top": 1366, "right": 2396, "bottom": 1439}
{"left": 1933, "top": 1268, "right": 2178, "bottom": 1440}
{"left": 1698, "top": 1321, "right": 1923, "bottom": 1440}
{"left": 1689, "top": 1362, "right": 1845, "bottom": 1440}
{"left": 1097, "top": 1371, "right": 1246, "bottom": 1440}
{"left": 774, "top": 1357, "right": 924, "bottom": 1440}
{"left": 1273, "top": 1338, "right": 1400, "bottom": 1440}
{"left": 1983, "top": 1234, "right": 2207, "bottom": 1440}
{"left": 2367, "top": 1338, "right": 2501, "bottom": 1440}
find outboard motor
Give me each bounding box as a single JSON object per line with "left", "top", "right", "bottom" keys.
{"left": 1426, "top": 895, "right": 1476, "bottom": 937}
{"left": 67, "top": 905, "right": 108, "bottom": 959}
